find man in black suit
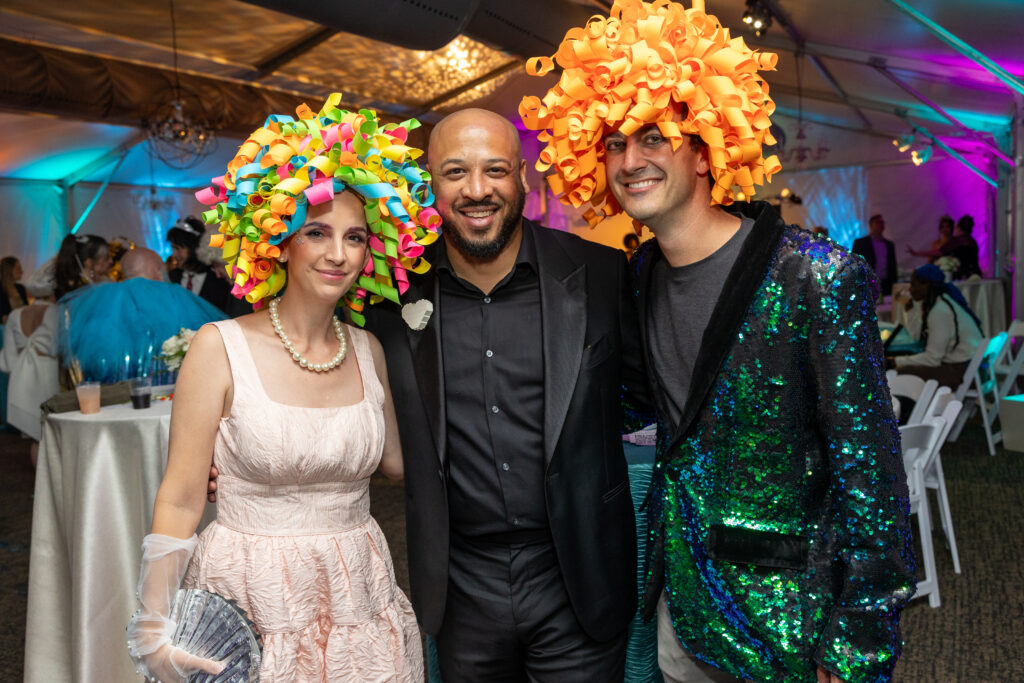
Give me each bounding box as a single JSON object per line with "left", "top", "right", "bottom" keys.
{"left": 852, "top": 214, "right": 898, "bottom": 296}
{"left": 167, "top": 216, "right": 250, "bottom": 318}
{"left": 364, "top": 108, "right": 645, "bottom": 681}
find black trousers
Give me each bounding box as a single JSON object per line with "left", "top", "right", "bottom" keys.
{"left": 436, "top": 534, "right": 627, "bottom": 683}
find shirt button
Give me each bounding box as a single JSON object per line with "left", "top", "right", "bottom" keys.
{"left": 491, "top": 405, "right": 500, "bottom": 414}
{"left": 485, "top": 349, "right": 494, "bottom": 358}
{"left": 502, "top": 462, "right": 510, "bottom": 471}
{"left": 483, "top": 296, "right": 491, "bottom": 304}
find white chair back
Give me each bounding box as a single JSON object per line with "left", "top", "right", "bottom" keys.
{"left": 996, "top": 320, "right": 1024, "bottom": 397}
{"left": 888, "top": 374, "right": 939, "bottom": 425}
{"left": 950, "top": 332, "right": 1007, "bottom": 455}
{"left": 900, "top": 416, "right": 947, "bottom": 607}
{"left": 900, "top": 418, "right": 946, "bottom": 489}
{"left": 925, "top": 386, "right": 953, "bottom": 419}
{"left": 926, "top": 398, "right": 964, "bottom": 576}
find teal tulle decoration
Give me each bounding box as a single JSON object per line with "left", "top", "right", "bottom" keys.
{"left": 58, "top": 279, "right": 225, "bottom": 384}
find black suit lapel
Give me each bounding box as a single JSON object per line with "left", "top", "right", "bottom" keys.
{"left": 665, "top": 203, "right": 785, "bottom": 454}
{"left": 533, "top": 223, "right": 587, "bottom": 466}
{"left": 406, "top": 256, "right": 447, "bottom": 465}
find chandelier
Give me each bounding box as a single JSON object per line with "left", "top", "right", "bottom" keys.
{"left": 779, "top": 53, "right": 829, "bottom": 166}
{"left": 145, "top": 0, "right": 216, "bottom": 169}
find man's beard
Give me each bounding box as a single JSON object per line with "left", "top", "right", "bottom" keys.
{"left": 442, "top": 185, "right": 526, "bottom": 262}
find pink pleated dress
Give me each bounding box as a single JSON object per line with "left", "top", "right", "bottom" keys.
{"left": 184, "top": 319, "right": 423, "bottom": 682}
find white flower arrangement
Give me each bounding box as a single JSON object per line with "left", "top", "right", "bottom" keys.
{"left": 934, "top": 256, "right": 960, "bottom": 281}
{"left": 157, "top": 328, "right": 197, "bottom": 371}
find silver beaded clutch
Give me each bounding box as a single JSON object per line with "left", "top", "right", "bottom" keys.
{"left": 169, "top": 589, "right": 262, "bottom": 682}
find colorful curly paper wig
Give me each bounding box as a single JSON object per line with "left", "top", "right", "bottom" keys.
{"left": 195, "top": 93, "right": 441, "bottom": 325}
{"left": 519, "top": 0, "right": 782, "bottom": 226}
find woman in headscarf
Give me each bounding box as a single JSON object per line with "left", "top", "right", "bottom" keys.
{"left": 886, "top": 264, "right": 983, "bottom": 387}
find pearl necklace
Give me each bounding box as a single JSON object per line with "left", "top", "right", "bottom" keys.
{"left": 269, "top": 297, "right": 347, "bottom": 372}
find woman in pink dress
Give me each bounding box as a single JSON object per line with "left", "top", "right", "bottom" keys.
{"left": 127, "top": 96, "right": 440, "bottom": 682}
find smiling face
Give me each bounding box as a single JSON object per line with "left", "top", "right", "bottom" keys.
{"left": 279, "top": 190, "right": 369, "bottom": 302}
{"left": 603, "top": 123, "right": 708, "bottom": 232}
{"left": 428, "top": 109, "right": 527, "bottom": 262}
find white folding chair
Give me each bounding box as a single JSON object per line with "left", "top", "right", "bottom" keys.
{"left": 995, "top": 320, "right": 1024, "bottom": 398}
{"left": 950, "top": 333, "right": 1008, "bottom": 455}
{"left": 900, "top": 417, "right": 947, "bottom": 607}
{"left": 922, "top": 396, "right": 963, "bottom": 574}
{"left": 887, "top": 374, "right": 938, "bottom": 425}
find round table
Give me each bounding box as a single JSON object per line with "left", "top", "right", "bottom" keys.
{"left": 24, "top": 400, "right": 214, "bottom": 682}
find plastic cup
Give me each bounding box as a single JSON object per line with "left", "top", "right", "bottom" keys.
{"left": 75, "top": 382, "right": 101, "bottom": 415}
{"left": 129, "top": 377, "right": 153, "bottom": 410}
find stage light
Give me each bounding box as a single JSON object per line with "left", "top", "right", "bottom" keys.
{"left": 911, "top": 145, "right": 933, "bottom": 165}
{"left": 742, "top": 0, "right": 773, "bottom": 38}
{"left": 780, "top": 188, "right": 791, "bottom": 197}
{"left": 893, "top": 133, "right": 915, "bottom": 153}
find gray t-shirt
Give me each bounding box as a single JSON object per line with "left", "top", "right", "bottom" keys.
{"left": 647, "top": 216, "right": 755, "bottom": 431}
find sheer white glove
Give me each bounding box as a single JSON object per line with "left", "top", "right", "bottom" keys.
{"left": 127, "top": 534, "right": 225, "bottom": 682}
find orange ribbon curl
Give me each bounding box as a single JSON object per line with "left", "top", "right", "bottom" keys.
{"left": 519, "top": 0, "right": 781, "bottom": 225}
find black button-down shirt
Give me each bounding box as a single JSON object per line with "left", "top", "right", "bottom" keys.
{"left": 438, "top": 228, "right": 546, "bottom": 536}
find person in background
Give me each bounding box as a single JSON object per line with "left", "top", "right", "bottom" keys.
{"left": 852, "top": 214, "right": 898, "bottom": 296}
{"left": 58, "top": 247, "right": 224, "bottom": 385}
{"left": 623, "top": 232, "right": 641, "bottom": 258}
{"left": 521, "top": 1, "right": 914, "bottom": 681}
{"left": 907, "top": 215, "right": 955, "bottom": 265}
{"left": 194, "top": 227, "right": 245, "bottom": 292}
{"left": 943, "top": 214, "right": 982, "bottom": 279}
{"left": 54, "top": 233, "right": 111, "bottom": 300}
{"left": 0, "top": 260, "right": 59, "bottom": 466}
{"left": 121, "top": 247, "right": 167, "bottom": 282}
{"left": 0, "top": 256, "right": 27, "bottom": 323}
{"left": 167, "top": 216, "right": 248, "bottom": 317}
{"left": 931, "top": 215, "right": 955, "bottom": 261}
{"left": 886, "top": 264, "right": 983, "bottom": 387}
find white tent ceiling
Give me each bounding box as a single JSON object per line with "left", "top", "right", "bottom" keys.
{"left": 0, "top": 0, "right": 1020, "bottom": 188}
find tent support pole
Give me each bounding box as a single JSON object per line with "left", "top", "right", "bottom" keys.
{"left": 69, "top": 152, "right": 128, "bottom": 234}
{"left": 872, "top": 60, "right": 1014, "bottom": 167}
{"left": 883, "top": 0, "right": 1024, "bottom": 97}
{"left": 1013, "top": 96, "right": 1024, "bottom": 318}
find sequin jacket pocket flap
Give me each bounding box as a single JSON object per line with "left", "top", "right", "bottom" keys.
{"left": 706, "top": 524, "right": 809, "bottom": 571}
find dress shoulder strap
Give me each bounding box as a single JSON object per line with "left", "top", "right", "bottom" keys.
{"left": 208, "top": 319, "right": 260, "bottom": 402}
{"left": 348, "top": 326, "right": 384, "bottom": 406}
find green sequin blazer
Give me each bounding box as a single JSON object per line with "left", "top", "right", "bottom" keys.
{"left": 630, "top": 202, "right": 916, "bottom": 683}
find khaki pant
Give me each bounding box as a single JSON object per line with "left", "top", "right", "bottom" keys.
{"left": 657, "top": 593, "right": 748, "bottom": 683}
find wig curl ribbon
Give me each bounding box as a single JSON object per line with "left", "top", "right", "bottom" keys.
{"left": 519, "top": 0, "right": 781, "bottom": 226}
{"left": 195, "top": 93, "right": 440, "bottom": 325}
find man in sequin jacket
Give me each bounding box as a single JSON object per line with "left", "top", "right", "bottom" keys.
{"left": 519, "top": 2, "right": 916, "bottom": 681}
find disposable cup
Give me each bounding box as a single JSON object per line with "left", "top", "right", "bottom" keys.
{"left": 76, "top": 382, "right": 101, "bottom": 415}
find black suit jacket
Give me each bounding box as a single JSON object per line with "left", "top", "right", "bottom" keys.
{"left": 169, "top": 268, "right": 251, "bottom": 318}
{"left": 851, "top": 235, "right": 897, "bottom": 296}
{"left": 365, "top": 219, "right": 644, "bottom": 641}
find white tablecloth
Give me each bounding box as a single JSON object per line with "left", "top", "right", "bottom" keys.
{"left": 891, "top": 278, "right": 1007, "bottom": 337}
{"left": 24, "top": 400, "right": 214, "bottom": 683}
